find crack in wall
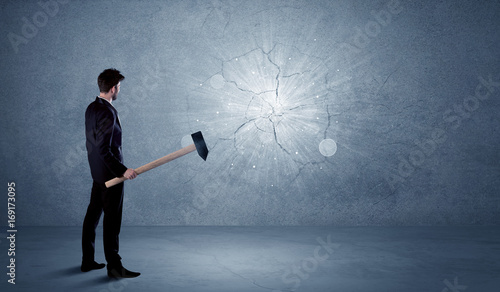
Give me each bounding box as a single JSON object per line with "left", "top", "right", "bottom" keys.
{"left": 224, "top": 44, "right": 297, "bottom": 155}
{"left": 195, "top": 39, "right": 333, "bottom": 188}
{"left": 200, "top": 0, "right": 232, "bottom": 38}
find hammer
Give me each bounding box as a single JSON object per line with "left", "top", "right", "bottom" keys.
{"left": 105, "top": 131, "right": 209, "bottom": 188}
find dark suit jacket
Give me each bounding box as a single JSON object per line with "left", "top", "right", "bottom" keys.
{"left": 85, "top": 97, "right": 127, "bottom": 184}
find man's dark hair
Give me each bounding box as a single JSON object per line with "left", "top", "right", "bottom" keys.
{"left": 98, "top": 68, "right": 125, "bottom": 93}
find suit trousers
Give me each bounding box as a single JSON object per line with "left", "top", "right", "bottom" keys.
{"left": 82, "top": 180, "right": 124, "bottom": 268}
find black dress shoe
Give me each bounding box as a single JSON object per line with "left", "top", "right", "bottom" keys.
{"left": 107, "top": 267, "right": 141, "bottom": 279}
{"left": 81, "top": 261, "right": 106, "bottom": 272}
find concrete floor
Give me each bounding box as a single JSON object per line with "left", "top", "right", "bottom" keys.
{"left": 2, "top": 226, "right": 499, "bottom": 292}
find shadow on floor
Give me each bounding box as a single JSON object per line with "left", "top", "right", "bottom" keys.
{"left": 41, "top": 265, "right": 128, "bottom": 291}
{"left": 49, "top": 265, "right": 82, "bottom": 277}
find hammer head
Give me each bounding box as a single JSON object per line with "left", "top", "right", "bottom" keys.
{"left": 191, "top": 131, "right": 209, "bottom": 161}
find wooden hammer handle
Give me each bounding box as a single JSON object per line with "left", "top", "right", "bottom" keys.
{"left": 105, "top": 143, "right": 197, "bottom": 188}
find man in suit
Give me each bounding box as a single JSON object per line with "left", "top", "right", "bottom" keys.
{"left": 82, "top": 68, "right": 140, "bottom": 278}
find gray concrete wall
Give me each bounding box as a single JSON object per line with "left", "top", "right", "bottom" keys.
{"left": 0, "top": 0, "right": 499, "bottom": 226}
